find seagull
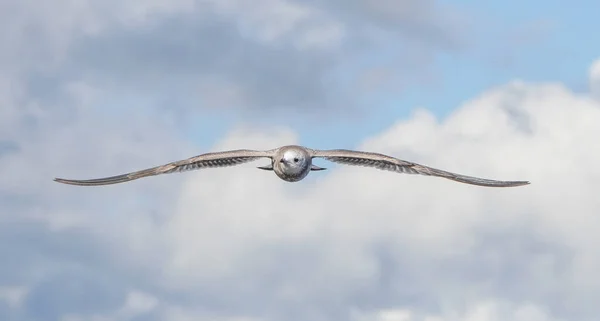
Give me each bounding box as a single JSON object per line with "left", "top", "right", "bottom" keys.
{"left": 53, "top": 145, "right": 530, "bottom": 187}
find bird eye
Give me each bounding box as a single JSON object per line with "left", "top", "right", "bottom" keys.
{"left": 294, "top": 158, "right": 299, "bottom": 162}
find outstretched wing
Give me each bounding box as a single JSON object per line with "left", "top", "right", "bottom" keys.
{"left": 311, "top": 149, "right": 530, "bottom": 187}
{"left": 54, "top": 149, "right": 275, "bottom": 186}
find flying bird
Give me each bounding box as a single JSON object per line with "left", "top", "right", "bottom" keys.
{"left": 53, "top": 145, "right": 530, "bottom": 187}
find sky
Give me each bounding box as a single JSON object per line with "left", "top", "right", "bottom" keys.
{"left": 1, "top": 0, "right": 600, "bottom": 321}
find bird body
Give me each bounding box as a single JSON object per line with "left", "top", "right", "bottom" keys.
{"left": 267, "top": 145, "right": 313, "bottom": 182}
{"left": 54, "top": 145, "right": 530, "bottom": 187}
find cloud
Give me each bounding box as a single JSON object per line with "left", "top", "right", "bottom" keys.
{"left": 1, "top": 0, "right": 475, "bottom": 117}
{"left": 2, "top": 56, "right": 599, "bottom": 321}
{"left": 352, "top": 301, "right": 561, "bottom": 321}
{"left": 590, "top": 58, "right": 600, "bottom": 98}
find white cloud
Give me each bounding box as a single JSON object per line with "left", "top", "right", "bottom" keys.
{"left": 590, "top": 58, "right": 600, "bottom": 98}
{"left": 0, "top": 286, "right": 28, "bottom": 309}
{"left": 353, "top": 301, "right": 560, "bottom": 321}
{"left": 59, "top": 290, "right": 159, "bottom": 321}
{"left": 208, "top": 0, "right": 345, "bottom": 48}
{"left": 119, "top": 291, "right": 159, "bottom": 317}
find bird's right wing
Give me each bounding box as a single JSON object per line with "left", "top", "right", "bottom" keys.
{"left": 54, "top": 149, "right": 276, "bottom": 186}
{"left": 311, "top": 149, "right": 530, "bottom": 187}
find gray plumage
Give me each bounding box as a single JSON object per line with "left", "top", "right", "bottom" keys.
{"left": 54, "top": 145, "right": 530, "bottom": 187}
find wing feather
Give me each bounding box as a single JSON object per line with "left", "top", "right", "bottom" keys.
{"left": 311, "top": 149, "right": 529, "bottom": 188}
{"left": 54, "top": 149, "right": 274, "bottom": 186}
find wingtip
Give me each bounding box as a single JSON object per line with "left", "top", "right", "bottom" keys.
{"left": 53, "top": 177, "right": 73, "bottom": 185}
{"left": 510, "top": 180, "right": 531, "bottom": 187}
{"left": 53, "top": 177, "right": 94, "bottom": 186}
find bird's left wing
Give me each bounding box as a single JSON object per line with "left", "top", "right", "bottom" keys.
{"left": 311, "top": 149, "right": 530, "bottom": 187}
{"left": 54, "top": 149, "right": 275, "bottom": 186}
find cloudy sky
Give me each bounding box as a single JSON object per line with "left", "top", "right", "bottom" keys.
{"left": 1, "top": 0, "right": 600, "bottom": 320}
